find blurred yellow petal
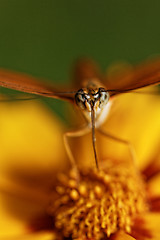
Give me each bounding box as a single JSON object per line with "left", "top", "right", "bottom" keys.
{"left": 142, "top": 150, "right": 160, "bottom": 197}
{"left": 112, "top": 231, "right": 136, "bottom": 240}
{"left": 0, "top": 99, "right": 68, "bottom": 192}
{"left": 141, "top": 213, "right": 160, "bottom": 240}
{"left": 148, "top": 175, "right": 160, "bottom": 196}
{"left": 0, "top": 196, "right": 27, "bottom": 239}
{"left": 0, "top": 99, "right": 66, "bottom": 173}
{"left": 1, "top": 187, "right": 52, "bottom": 239}
{"left": 101, "top": 89, "right": 160, "bottom": 168}
{"left": 0, "top": 99, "right": 66, "bottom": 238}
{"left": 0, "top": 175, "right": 49, "bottom": 219}
{"left": 1, "top": 231, "right": 55, "bottom": 240}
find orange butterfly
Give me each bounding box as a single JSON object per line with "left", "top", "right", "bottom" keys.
{"left": 0, "top": 58, "right": 160, "bottom": 179}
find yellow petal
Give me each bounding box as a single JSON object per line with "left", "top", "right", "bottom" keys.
{"left": 0, "top": 174, "right": 51, "bottom": 238}
{"left": 0, "top": 231, "right": 55, "bottom": 240}
{"left": 112, "top": 230, "right": 136, "bottom": 240}
{"left": 0, "top": 99, "right": 68, "bottom": 191}
{"left": 148, "top": 175, "right": 160, "bottom": 196}
{"left": 0, "top": 99, "right": 66, "bottom": 238}
{"left": 0, "top": 197, "right": 26, "bottom": 239}
{"left": 0, "top": 99, "right": 66, "bottom": 174}
{"left": 141, "top": 213, "right": 160, "bottom": 240}
{"left": 102, "top": 89, "right": 160, "bottom": 167}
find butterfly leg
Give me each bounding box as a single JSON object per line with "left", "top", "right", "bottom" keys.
{"left": 63, "top": 125, "right": 90, "bottom": 182}
{"left": 97, "top": 128, "right": 137, "bottom": 165}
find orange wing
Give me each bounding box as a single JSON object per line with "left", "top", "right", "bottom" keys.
{"left": 0, "top": 58, "right": 160, "bottom": 102}
{"left": 105, "top": 58, "right": 160, "bottom": 96}
{"left": 71, "top": 58, "right": 103, "bottom": 88}
{"left": 0, "top": 69, "right": 75, "bottom": 103}
{"left": 71, "top": 58, "right": 160, "bottom": 95}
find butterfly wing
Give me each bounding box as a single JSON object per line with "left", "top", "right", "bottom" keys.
{"left": 0, "top": 69, "right": 75, "bottom": 103}
{"left": 71, "top": 58, "right": 103, "bottom": 88}
{"left": 1, "top": 59, "right": 160, "bottom": 102}
{"left": 105, "top": 59, "right": 160, "bottom": 96}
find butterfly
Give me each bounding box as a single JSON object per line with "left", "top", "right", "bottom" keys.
{"left": 0, "top": 58, "right": 160, "bottom": 178}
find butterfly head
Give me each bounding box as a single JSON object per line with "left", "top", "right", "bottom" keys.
{"left": 75, "top": 87, "right": 110, "bottom": 112}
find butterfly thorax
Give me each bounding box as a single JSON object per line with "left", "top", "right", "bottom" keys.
{"left": 75, "top": 79, "right": 111, "bottom": 126}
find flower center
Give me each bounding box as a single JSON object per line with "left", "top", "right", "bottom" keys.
{"left": 49, "top": 160, "right": 148, "bottom": 239}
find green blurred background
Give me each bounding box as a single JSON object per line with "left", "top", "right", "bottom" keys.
{"left": 0, "top": 0, "right": 160, "bottom": 120}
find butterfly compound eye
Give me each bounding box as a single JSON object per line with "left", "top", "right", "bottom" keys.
{"left": 75, "top": 89, "right": 87, "bottom": 110}
{"left": 98, "top": 88, "right": 110, "bottom": 108}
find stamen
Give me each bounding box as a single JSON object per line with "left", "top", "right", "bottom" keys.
{"left": 49, "top": 160, "right": 148, "bottom": 239}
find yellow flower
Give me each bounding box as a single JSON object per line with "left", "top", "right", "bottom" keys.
{"left": 0, "top": 88, "right": 160, "bottom": 240}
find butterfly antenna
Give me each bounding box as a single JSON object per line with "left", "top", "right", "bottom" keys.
{"left": 0, "top": 96, "right": 39, "bottom": 102}
{"left": 107, "top": 89, "right": 160, "bottom": 95}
